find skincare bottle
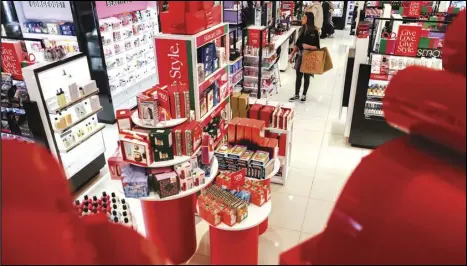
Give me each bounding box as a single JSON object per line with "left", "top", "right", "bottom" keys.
{"left": 64, "top": 110, "right": 72, "bottom": 125}
{"left": 79, "top": 87, "right": 85, "bottom": 97}
{"left": 59, "top": 88, "right": 67, "bottom": 105}
{"left": 56, "top": 90, "right": 63, "bottom": 107}
{"left": 58, "top": 112, "right": 67, "bottom": 129}
{"left": 54, "top": 117, "right": 61, "bottom": 130}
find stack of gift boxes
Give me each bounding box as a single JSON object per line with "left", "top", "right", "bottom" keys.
{"left": 212, "top": 117, "right": 281, "bottom": 179}
{"left": 108, "top": 145, "right": 210, "bottom": 199}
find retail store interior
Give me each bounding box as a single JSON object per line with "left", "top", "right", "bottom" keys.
{"left": 2, "top": 1, "right": 465, "bottom": 265}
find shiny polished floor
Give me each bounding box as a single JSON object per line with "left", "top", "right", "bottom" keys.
{"left": 82, "top": 29, "right": 371, "bottom": 265}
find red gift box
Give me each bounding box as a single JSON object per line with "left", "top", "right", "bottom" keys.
{"left": 260, "top": 106, "right": 275, "bottom": 127}
{"left": 120, "top": 134, "right": 154, "bottom": 167}
{"left": 251, "top": 119, "right": 266, "bottom": 145}
{"left": 249, "top": 104, "right": 263, "bottom": 120}
{"left": 228, "top": 117, "right": 241, "bottom": 144}
{"left": 279, "top": 134, "right": 287, "bottom": 157}
{"left": 248, "top": 27, "right": 268, "bottom": 48}
{"left": 108, "top": 146, "right": 129, "bottom": 180}
{"left": 236, "top": 119, "right": 246, "bottom": 142}
{"left": 116, "top": 109, "right": 133, "bottom": 133}
{"left": 168, "top": 84, "right": 182, "bottom": 119}
{"left": 183, "top": 121, "right": 202, "bottom": 156}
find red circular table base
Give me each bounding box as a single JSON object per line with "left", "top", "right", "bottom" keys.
{"left": 258, "top": 218, "right": 269, "bottom": 235}
{"left": 141, "top": 195, "right": 197, "bottom": 265}
{"left": 209, "top": 225, "right": 260, "bottom": 265}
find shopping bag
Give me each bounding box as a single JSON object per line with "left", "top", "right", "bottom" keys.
{"left": 323, "top": 47, "right": 333, "bottom": 73}
{"left": 300, "top": 49, "right": 325, "bottom": 75}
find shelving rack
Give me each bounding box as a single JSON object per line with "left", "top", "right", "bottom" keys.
{"left": 22, "top": 53, "right": 106, "bottom": 191}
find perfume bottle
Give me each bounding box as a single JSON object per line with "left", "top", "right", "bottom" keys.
{"left": 64, "top": 110, "right": 72, "bottom": 125}
{"left": 56, "top": 90, "right": 63, "bottom": 107}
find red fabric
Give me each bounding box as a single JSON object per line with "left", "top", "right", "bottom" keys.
{"left": 1, "top": 140, "right": 167, "bottom": 264}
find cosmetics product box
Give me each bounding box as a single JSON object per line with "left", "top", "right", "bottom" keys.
{"left": 172, "top": 124, "right": 186, "bottom": 156}
{"left": 228, "top": 117, "right": 241, "bottom": 144}
{"left": 228, "top": 145, "right": 247, "bottom": 159}
{"left": 175, "top": 161, "right": 192, "bottom": 181}
{"left": 243, "top": 119, "right": 253, "bottom": 143}
{"left": 116, "top": 109, "right": 133, "bottom": 133}
{"left": 260, "top": 105, "right": 274, "bottom": 127}
{"left": 79, "top": 80, "right": 97, "bottom": 95}
{"left": 206, "top": 87, "right": 214, "bottom": 111}
{"left": 183, "top": 121, "right": 202, "bottom": 156}
{"left": 219, "top": 204, "right": 237, "bottom": 227}
{"left": 213, "top": 83, "right": 220, "bottom": 106}
{"left": 108, "top": 147, "right": 129, "bottom": 180}
{"left": 249, "top": 104, "right": 263, "bottom": 120}
{"left": 121, "top": 165, "right": 149, "bottom": 198}
{"left": 200, "top": 95, "right": 208, "bottom": 117}
{"left": 120, "top": 135, "right": 154, "bottom": 167}
{"left": 193, "top": 168, "right": 206, "bottom": 186}
{"left": 149, "top": 129, "right": 174, "bottom": 161}
{"left": 148, "top": 167, "right": 172, "bottom": 191}
{"left": 69, "top": 83, "right": 79, "bottom": 100}
{"left": 179, "top": 177, "right": 194, "bottom": 192}
{"left": 250, "top": 150, "right": 270, "bottom": 166}
{"left": 215, "top": 144, "right": 231, "bottom": 158}
{"left": 231, "top": 92, "right": 241, "bottom": 117}
{"left": 168, "top": 85, "right": 182, "bottom": 119}
{"left": 177, "top": 83, "right": 190, "bottom": 118}
{"left": 137, "top": 94, "right": 158, "bottom": 126}
{"left": 239, "top": 150, "right": 254, "bottom": 166}
{"left": 155, "top": 172, "right": 179, "bottom": 198}
{"left": 197, "top": 63, "right": 205, "bottom": 82}
{"left": 89, "top": 95, "right": 100, "bottom": 111}
{"left": 238, "top": 94, "right": 249, "bottom": 118}
{"left": 249, "top": 186, "right": 265, "bottom": 206}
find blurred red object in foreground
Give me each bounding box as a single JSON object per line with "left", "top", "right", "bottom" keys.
{"left": 1, "top": 140, "right": 168, "bottom": 265}
{"left": 280, "top": 10, "right": 466, "bottom": 265}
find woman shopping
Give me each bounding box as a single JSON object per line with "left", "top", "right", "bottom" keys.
{"left": 288, "top": 12, "right": 321, "bottom": 102}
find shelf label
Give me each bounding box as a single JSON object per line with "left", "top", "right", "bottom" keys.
{"left": 1, "top": 41, "right": 23, "bottom": 81}
{"left": 95, "top": 1, "right": 148, "bottom": 19}
{"left": 21, "top": 1, "right": 73, "bottom": 21}
{"left": 196, "top": 24, "right": 228, "bottom": 48}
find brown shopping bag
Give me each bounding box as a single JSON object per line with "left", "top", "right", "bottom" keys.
{"left": 300, "top": 48, "right": 333, "bottom": 75}
{"left": 323, "top": 47, "right": 333, "bottom": 73}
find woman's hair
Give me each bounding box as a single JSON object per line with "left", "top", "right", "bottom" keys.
{"left": 304, "top": 12, "right": 317, "bottom": 33}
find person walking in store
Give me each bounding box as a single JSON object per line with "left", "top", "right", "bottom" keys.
{"left": 1, "top": 140, "right": 169, "bottom": 265}
{"left": 321, "top": 1, "right": 335, "bottom": 38}
{"left": 310, "top": 1, "right": 324, "bottom": 34}
{"left": 288, "top": 12, "right": 321, "bottom": 102}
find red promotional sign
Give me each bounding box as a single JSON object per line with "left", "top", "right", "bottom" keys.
{"left": 395, "top": 25, "right": 422, "bottom": 57}
{"left": 195, "top": 24, "right": 227, "bottom": 48}
{"left": 1, "top": 41, "right": 23, "bottom": 80}
{"left": 404, "top": 1, "right": 422, "bottom": 18}
{"left": 155, "top": 38, "right": 192, "bottom": 87}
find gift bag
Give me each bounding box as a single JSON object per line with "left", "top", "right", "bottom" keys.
{"left": 300, "top": 48, "right": 333, "bottom": 75}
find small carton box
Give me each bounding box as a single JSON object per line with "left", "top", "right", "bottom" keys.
{"left": 121, "top": 165, "right": 149, "bottom": 198}
{"left": 248, "top": 104, "right": 263, "bottom": 120}
{"left": 116, "top": 109, "right": 133, "bottom": 133}
{"left": 137, "top": 94, "right": 158, "bottom": 126}
{"left": 250, "top": 150, "right": 270, "bottom": 167}
{"left": 120, "top": 135, "right": 154, "bottom": 167}
{"left": 260, "top": 105, "right": 275, "bottom": 127}
{"left": 168, "top": 84, "right": 182, "bottom": 119}
{"left": 238, "top": 93, "right": 249, "bottom": 118}
{"left": 228, "top": 117, "right": 241, "bottom": 144}
{"left": 155, "top": 172, "right": 179, "bottom": 198}
{"left": 149, "top": 129, "right": 174, "bottom": 161}
{"left": 183, "top": 121, "right": 202, "bottom": 156}
{"left": 227, "top": 145, "right": 247, "bottom": 159}
{"left": 193, "top": 168, "right": 206, "bottom": 186}
{"left": 236, "top": 119, "right": 246, "bottom": 142}
{"left": 108, "top": 146, "right": 129, "bottom": 180}
{"left": 172, "top": 124, "right": 186, "bottom": 156}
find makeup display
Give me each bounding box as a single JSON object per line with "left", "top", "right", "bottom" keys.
{"left": 22, "top": 53, "right": 107, "bottom": 191}
{"left": 74, "top": 192, "right": 136, "bottom": 229}
{"left": 99, "top": 9, "right": 158, "bottom": 99}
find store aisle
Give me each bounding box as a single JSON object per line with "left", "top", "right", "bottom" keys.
{"left": 95, "top": 30, "right": 370, "bottom": 265}
{"left": 188, "top": 30, "right": 371, "bottom": 265}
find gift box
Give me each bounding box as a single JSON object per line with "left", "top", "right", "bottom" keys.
{"left": 227, "top": 145, "right": 247, "bottom": 159}
{"left": 175, "top": 161, "right": 192, "bottom": 182}
{"left": 122, "top": 165, "right": 149, "bottom": 198}
{"left": 180, "top": 177, "right": 194, "bottom": 192}
{"left": 183, "top": 121, "right": 202, "bottom": 156}
{"left": 228, "top": 117, "right": 241, "bottom": 144}
{"left": 120, "top": 135, "right": 154, "bottom": 167}
{"left": 108, "top": 146, "right": 129, "bottom": 180}
{"left": 219, "top": 204, "right": 237, "bottom": 227}
{"left": 168, "top": 85, "right": 183, "bottom": 119}
{"left": 116, "top": 109, "right": 133, "bottom": 132}
{"left": 148, "top": 167, "right": 172, "bottom": 192}
{"left": 260, "top": 105, "right": 275, "bottom": 127}
{"left": 137, "top": 94, "right": 158, "bottom": 126}
{"left": 193, "top": 168, "right": 206, "bottom": 186}
{"left": 266, "top": 138, "right": 279, "bottom": 159}
{"left": 249, "top": 104, "right": 263, "bottom": 120}
{"left": 249, "top": 186, "right": 265, "bottom": 207}
{"left": 179, "top": 83, "right": 191, "bottom": 118}
{"left": 155, "top": 172, "right": 180, "bottom": 198}
{"left": 149, "top": 129, "right": 174, "bottom": 161}
{"left": 172, "top": 124, "right": 186, "bottom": 156}
{"left": 250, "top": 150, "right": 270, "bottom": 166}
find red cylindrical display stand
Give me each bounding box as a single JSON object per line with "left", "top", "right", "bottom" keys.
{"left": 210, "top": 225, "right": 260, "bottom": 265}
{"left": 258, "top": 218, "right": 268, "bottom": 235}
{"left": 141, "top": 196, "right": 197, "bottom": 265}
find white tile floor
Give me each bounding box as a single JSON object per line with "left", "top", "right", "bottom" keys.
{"left": 92, "top": 29, "right": 372, "bottom": 265}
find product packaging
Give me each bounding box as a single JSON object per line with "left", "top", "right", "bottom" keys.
{"left": 172, "top": 124, "right": 186, "bottom": 156}
{"left": 192, "top": 168, "right": 205, "bottom": 186}
{"left": 137, "top": 94, "right": 158, "bottom": 126}
{"left": 168, "top": 84, "right": 183, "bottom": 119}
{"left": 108, "top": 147, "right": 130, "bottom": 180}
{"left": 121, "top": 165, "right": 149, "bottom": 198}
{"left": 238, "top": 94, "right": 249, "bottom": 117}
{"left": 148, "top": 167, "right": 173, "bottom": 192}
{"left": 228, "top": 117, "right": 241, "bottom": 144}
{"left": 120, "top": 134, "right": 154, "bottom": 167}
{"left": 250, "top": 150, "right": 270, "bottom": 166}
{"left": 89, "top": 95, "right": 100, "bottom": 111}
{"left": 249, "top": 104, "right": 263, "bottom": 120}
{"left": 79, "top": 80, "right": 97, "bottom": 95}
{"left": 183, "top": 121, "right": 202, "bottom": 156}
{"left": 149, "top": 129, "right": 174, "bottom": 161}
{"left": 227, "top": 145, "right": 247, "bottom": 159}
{"left": 155, "top": 171, "right": 179, "bottom": 198}
{"left": 174, "top": 162, "right": 192, "bottom": 192}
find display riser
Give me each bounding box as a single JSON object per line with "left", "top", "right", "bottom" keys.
{"left": 348, "top": 64, "right": 404, "bottom": 149}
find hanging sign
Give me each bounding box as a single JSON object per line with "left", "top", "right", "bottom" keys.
{"left": 95, "top": 1, "right": 148, "bottom": 19}
{"left": 403, "top": 1, "right": 422, "bottom": 18}
{"left": 395, "top": 25, "right": 422, "bottom": 57}
{"left": 1, "top": 41, "right": 24, "bottom": 81}
{"left": 21, "top": 1, "right": 73, "bottom": 21}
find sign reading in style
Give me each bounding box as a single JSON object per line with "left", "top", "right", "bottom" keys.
{"left": 395, "top": 25, "right": 422, "bottom": 57}
{"left": 95, "top": 1, "right": 148, "bottom": 19}
{"left": 21, "top": 1, "right": 73, "bottom": 21}
{"left": 1, "top": 41, "right": 24, "bottom": 80}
